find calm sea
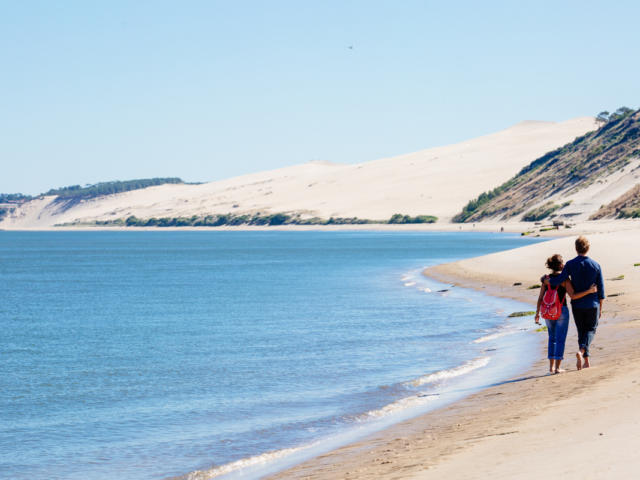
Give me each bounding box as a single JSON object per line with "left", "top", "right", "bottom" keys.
{"left": 0, "top": 231, "right": 545, "bottom": 479}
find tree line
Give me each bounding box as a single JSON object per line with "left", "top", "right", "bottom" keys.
{"left": 46, "top": 178, "right": 187, "bottom": 200}
{"left": 59, "top": 212, "right": 439, "bottom": 227}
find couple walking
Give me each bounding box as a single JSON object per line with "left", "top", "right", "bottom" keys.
{"left": 534, "top": 236, "right": 605, "bottom": 374}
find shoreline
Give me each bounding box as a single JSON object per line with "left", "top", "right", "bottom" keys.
{"left": 263, "top": 228, "right": 640, "bottom": 479}
{"left": 182, "top": 262, "right": 544, "bottom": 480}
{"left": 1, "top": 219, "right": 638, "bottom": 236}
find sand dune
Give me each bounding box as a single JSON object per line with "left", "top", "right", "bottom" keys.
{"left": 2, "top": 117, "right": 597, "bottom": 229}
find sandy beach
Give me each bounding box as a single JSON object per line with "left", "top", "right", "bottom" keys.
{"left": 267, "top": 223, "right": 640, "bottom": 479}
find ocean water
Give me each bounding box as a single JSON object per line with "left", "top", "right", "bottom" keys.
{"left": 0, "top": 231, "right": 546, "bottom": 480}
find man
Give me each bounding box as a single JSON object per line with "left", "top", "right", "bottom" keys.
{"left": 543, "top": 236, "right": 605, "bottom": 370}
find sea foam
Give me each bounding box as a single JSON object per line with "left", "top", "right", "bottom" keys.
{"left": 182, "top": 445, "right": 310, "bottom": 479}
{"left": 405, "top": 357, "right": 491, "bottom": 387}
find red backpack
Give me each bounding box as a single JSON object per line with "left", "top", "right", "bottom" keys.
{"left": 541, "top": 285, "right": 564, "bottom": 320}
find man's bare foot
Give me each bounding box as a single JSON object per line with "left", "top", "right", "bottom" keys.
{"left": 583, "top": 358, "right": 590, "bottom": 368}
{"left": 555, "top": 368, "right": 566, "bottom": 374}
{"left": 576, "top": 351, "right": 583, "bottom": 370}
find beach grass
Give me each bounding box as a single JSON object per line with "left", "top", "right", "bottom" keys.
{"left": 508, "top": 311, "right": 536, "bottom": 317}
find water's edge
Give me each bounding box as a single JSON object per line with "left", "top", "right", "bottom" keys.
{"left": 179, "top": 271, "right": 543, "bottom": 480}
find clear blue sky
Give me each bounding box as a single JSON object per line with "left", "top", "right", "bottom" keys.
{"left": 1, "top": 0, "right": 638, "bottom": 194}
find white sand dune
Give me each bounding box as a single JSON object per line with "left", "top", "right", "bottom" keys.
{"left": 2, "top": 117, "right": 597, "bottom": 229}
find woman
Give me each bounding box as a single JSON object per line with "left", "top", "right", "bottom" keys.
{"left": 535, "top": 254, "right": 597, "bottom": 374}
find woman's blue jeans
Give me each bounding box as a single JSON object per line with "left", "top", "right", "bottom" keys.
{"left": 545, "top": 306, "right": 569, "bottom": 360}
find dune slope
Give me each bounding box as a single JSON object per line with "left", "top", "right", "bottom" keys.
{"left": 454, "top": 109, "right": 640, "bottom": 224}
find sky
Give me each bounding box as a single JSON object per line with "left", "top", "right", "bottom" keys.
{"left": 1, "top": 0, "right": 639, "bottom": 195}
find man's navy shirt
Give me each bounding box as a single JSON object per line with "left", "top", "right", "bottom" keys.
{"left": 549, "top": 255, "right": 604, "bottom": 309}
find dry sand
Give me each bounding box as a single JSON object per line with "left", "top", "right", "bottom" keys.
{"left": 266, "top": 225, "right": 640, "bottom": 480}
{"left": 2, "top": 117, "right": 596, "bottom": 229}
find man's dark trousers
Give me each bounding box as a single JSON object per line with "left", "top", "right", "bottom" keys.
{"left": 572, "top": 306, "right": 599, "bottom": 357}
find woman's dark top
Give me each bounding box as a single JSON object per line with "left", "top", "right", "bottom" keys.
{"left": 548, "top": 273, "right": 567, "bottom": 304}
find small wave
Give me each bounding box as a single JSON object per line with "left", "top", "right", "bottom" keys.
{"left": 405, "top": 357, "right": 491, "bottom": 387}
{"left": 404, "top": 281, "right": 416, "bottom": 287}
{"left": 357, "top": 391, "right": 439, "bottom": 420}
{"left": 473, "top": 329, "right": 518, "bottom": 344}
{"left": 422, "top": 287, "right": 432, "bottom": 293}
{"left": 359, "top": 357, "right": 491, "bottom": 420}
{"left": 181, "top": 444, "right": 311, "bottom": 480}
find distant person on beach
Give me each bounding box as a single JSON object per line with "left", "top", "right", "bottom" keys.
{"left": 543, "top": 236, "right": 605, "bottom": 370}
{"left": 535, "top": 254, "right": 598, "bottom": 374}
